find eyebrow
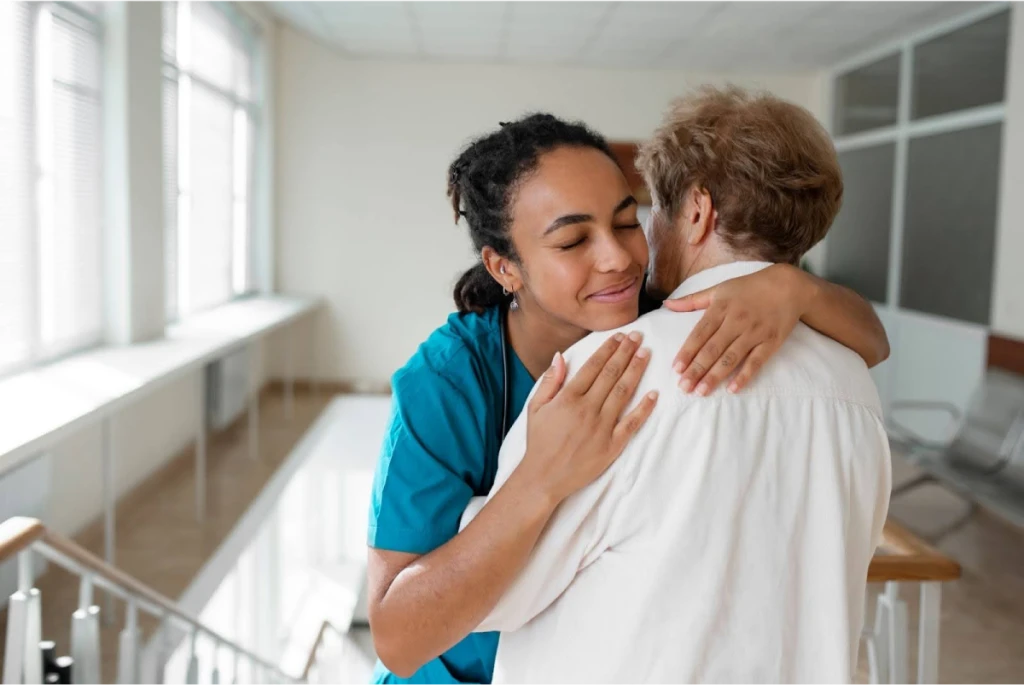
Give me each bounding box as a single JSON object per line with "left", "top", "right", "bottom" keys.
{"left": 542, "top": 195, "right": 638, "bottom": 236}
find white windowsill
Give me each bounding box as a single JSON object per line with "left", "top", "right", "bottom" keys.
{"left": 0, "top": 294, "right": 320, "bottom": 476}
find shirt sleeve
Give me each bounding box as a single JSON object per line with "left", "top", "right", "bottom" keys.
{"left": 459, "top": 332, "right": 626, "bottom": 633}
{"left": 369, "top": 364, "right": 488, "bottom": 555}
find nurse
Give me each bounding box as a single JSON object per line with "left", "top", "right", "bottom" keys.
{"left": 367, "top": 113, "right": 888, "bottom": 684}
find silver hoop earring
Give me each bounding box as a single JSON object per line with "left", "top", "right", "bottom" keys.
{"left": 502, "top": 286, "right": 509, "bottom": 296}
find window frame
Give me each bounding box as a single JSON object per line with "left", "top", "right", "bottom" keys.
{"left": 823, "top": 2, "right": 1010, "bottom": 324}
{"left": 0, "top": 0, "right": 106, "bottom": 380}
{"left": 162, "top": 0, "right": 261, "bottom": 324}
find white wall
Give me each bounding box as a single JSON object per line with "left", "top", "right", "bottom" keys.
{"left": 993, "top": 5, "right": 1024, "bottom": 341}
{"left": 272, "top": 25, "right": 826, "bottom": 383}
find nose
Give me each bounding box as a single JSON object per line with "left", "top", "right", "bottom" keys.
{"left": 593, "top": 230, "right": 634, "bottom": 273}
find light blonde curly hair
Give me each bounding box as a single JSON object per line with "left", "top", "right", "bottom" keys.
{"left": 636, "top": 85, "right": 843, "bottom": 264}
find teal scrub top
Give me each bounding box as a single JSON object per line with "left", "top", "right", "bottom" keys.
{"left": 368, "top": 306, "right": 535, "bottom": 684}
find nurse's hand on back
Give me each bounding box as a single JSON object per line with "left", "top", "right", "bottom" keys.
{"left": 516, "top": 331, "right": 657, "bottom": 505}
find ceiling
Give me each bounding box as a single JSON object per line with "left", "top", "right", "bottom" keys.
{"left": 266, "top": 1, "right": 984, "bottom": 72}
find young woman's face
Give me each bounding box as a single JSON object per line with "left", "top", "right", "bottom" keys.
{"left": 508, "top": 146, "right": 649, "bottom": 334}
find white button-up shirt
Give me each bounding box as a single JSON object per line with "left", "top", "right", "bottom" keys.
{"left": 461, "top": 261, "right": 892, "bottom": 683}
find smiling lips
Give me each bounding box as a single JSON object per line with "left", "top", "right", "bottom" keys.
{"left": 587, "top": 277, "right": 640, "bottom": 304}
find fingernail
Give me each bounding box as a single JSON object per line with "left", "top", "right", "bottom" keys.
{"left": 696, "top": 383, "right": 709, "bottom": 396}
{"left": 647, "top": 390, "right": 659, "bottom": 400}
{"left": 673, "top": 361, "right": 684, "bottom": 374}
{"left": 551, "top": 351, "right": 562, "bottom": 366}
{"left": 614, "top": 333, "right": 625, "bottom": 342}
{"left": 636, "top": 347, "right": 650, "bottom": 358}
{"left": 728, "top": 382, "right": 739, "bottom": 394}
{"left": 628, "top": 331, "right": 643, "bottom": 342}
{"left": 679, "top": 378, "right": 693, "bottom": 393}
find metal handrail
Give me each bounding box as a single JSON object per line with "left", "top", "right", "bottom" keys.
{"left": 0, "top": 516, "right": 302, "bottom": 683}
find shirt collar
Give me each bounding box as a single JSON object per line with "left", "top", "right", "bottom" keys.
{"left": 667, "top": 261, "right": 776, "bottom": 301}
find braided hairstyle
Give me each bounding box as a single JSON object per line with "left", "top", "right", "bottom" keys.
{"left": 447, "top": 113, "right": 616, "bottom": 314}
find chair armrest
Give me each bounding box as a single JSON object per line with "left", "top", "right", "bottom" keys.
{"left": 887, "top": 400, "right": 962, "bottom": 452}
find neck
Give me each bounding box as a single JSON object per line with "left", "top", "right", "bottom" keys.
{"left": 506, "top": 305, "right": 586, "bottom": 380}
{"left": 680, "top": 239, "right": 739, "bottom": 284}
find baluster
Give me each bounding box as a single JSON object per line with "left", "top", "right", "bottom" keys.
{"left": 70, "top": 576, "right": 100, "bottom": 684}
{"left": 231, "top": 647, "right": 240, "bottom": 685}
{"left": 116, "top": 599, "right": 140, "bottom": 684}
{"left": 3, "top": 550, "right": 42, "bottom": 684}
{"left": 210, "top": 641, "right": 221, "bottom": 684}
{"left": 185, "top": 629, "right": 200, "bottom": 684}
{"left": 151, "top": 614, "right": 171, "bottom": 684}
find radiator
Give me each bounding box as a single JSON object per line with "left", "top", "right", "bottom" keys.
{"left": 0, "top": 454, "right": 51, "bottom": 607}
{"left": 207, "top": 345, "right": 255, "bottom": 432}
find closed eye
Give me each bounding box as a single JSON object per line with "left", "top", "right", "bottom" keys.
{"left": 616, "top": 223, "right": 642, "bottom": 230}
{"left": 558, "top": 238, "right": 585, "bottom": 250}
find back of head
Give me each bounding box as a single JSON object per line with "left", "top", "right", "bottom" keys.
{"left": 636, "top": 85, "right": 843, "bottom": 265}
{"left": 447, "top": 114, "right": 615, "bottom": 314}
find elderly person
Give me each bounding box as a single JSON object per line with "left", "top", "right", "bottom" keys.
{"left": 460, "top": 86, "right": 892, "bottom": 683}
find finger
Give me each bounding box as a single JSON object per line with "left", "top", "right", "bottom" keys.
{"left": 692, "top": 334, "right": 756, "bottom": 396}
{"left": 600, "top": 345, "right": 651, "bottom": 419}
{"left": 728, "top": 343, "right": 774, "bottom": 394}
{"left": 662, "top": 288, "right": 713, "bottom": 313}
{"left": 565, "top": 333, "right": 626, "bottom": 395}
{"left": 674, "top": 307, "right": 724, "bottom": 375}
{"left": 529, "top": 351, "right": 567, "bottom": 411}
{"left": 679, "top": 324, "right": 741, "bottom": 394}
{"left": 585, "top": 331, "right": 643, "bottom": 403}
{"left": 611, "top": 390, "right": 659, "bottom": 446}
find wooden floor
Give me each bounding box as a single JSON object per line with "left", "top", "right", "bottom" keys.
{"left": 0, "top": 389, "right": 334, "bottom": 682}
{"left": 4, "top": 391, "right": 1024, "bottom": 683}
{"left": 861, "top": 453, "right": 1024, "bottom": 683}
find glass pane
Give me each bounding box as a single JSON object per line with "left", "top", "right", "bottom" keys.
{"left": 190, "top": 2, "right": 239, "bottom": 94}
{"left": 833, "top": 54, "right": 900, "bottom": 136}
{"left": 187, "top": 83, "right": 234, "bottom": 314}
{"left": 900, "top": 124, "right": 1002, "bottom": 324}
{"left": 825, "top": 143, "right": 895, "bottom": 304}
{"left": 36, "top": 7, "right": 103, "bottom": 359}
{"left": 163, "top": 1, "right": 177, "bottom": 62}
{"left": 912, "top": 10, "right": 1009, "bottom": 120}
{"left": 41, "top": 84, "right": 103, "bottom": 354}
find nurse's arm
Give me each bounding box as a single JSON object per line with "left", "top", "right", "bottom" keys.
{"left": 368, "top": 334, "right": 656, "bottom": 678}
{"left": 665, "top": 263, "right": 889, "bottom": 394}
{"left": 459, "top": 464, "right": 614, "bottom": 633}
{"left": 369, "top": 471, "right": 559, "bottom": 677}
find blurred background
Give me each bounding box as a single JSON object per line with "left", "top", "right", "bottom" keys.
{"left": 1, "top": 1, "right": 1023, "bottom": 683}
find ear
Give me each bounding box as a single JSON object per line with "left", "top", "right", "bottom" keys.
{"left": 686, "top": 187, "right": 716, "bottom": 246}
{"left": 481, "top": 247, "right": 521, "bottom": 292}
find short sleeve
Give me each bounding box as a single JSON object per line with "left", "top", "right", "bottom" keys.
{"left": 368, "top": 365, "right": 489, "bottom": 555}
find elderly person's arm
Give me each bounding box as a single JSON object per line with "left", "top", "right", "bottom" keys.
{"left": 665, "top": 263, "right": 889, "bottom": 394}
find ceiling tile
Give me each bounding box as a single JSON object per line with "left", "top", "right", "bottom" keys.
{"left": 412, "top": 1, "right": 507, "bottom": 59}
{"left": 266, "top": 1, "right": 998, "bottom": 71}
{"left": 316, "top": 2, "right": 419, "bottom": 55}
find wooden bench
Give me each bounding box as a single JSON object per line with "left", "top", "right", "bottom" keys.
{"left": 864, "top": 521, "right": 962, "bottom": 684}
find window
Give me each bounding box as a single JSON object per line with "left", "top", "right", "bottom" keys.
{"left": 0, "top": 2, "right": 104, "bottom": 377}
{"left": 164, "top": 1, "right": 258, "bottom": 321}
{"left": 826, "top": 7, "right": 1010, "bottom": 325}
{"left": 832, "top": 54, "right": 900, "bottom": 136}
{"left": 825, "top": 143, "right": 895, "bottom": 304}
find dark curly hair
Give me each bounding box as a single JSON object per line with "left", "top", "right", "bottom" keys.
{"left": 447, "top": 113, "right": 615, "bottom": 314}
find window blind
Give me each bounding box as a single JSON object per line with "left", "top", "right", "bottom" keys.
{"left": 0, "top": 2, "right": 103, "bottom": 376}
{"left": 164, "top": 1, "right": 257, "bottom": 321}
